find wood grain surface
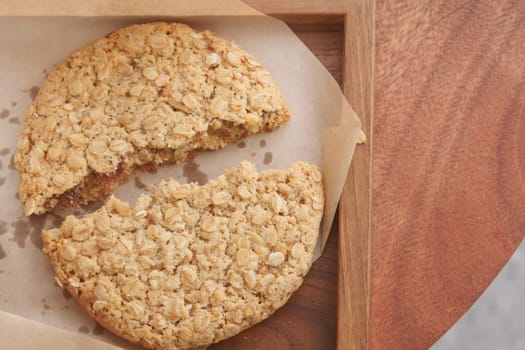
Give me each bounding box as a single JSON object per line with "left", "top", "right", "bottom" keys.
{"left": 338, "top": 1, "right": 374, "bottom": 349}
{"left": 372, "top": 1, "right": 525, "bottom": 349}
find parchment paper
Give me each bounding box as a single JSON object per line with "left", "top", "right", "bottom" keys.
{"left": 0, "top": 1, "right": 361, "bottom": 348}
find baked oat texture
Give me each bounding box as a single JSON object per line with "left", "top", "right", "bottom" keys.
{"left": 42, "top": 161, "right": 323, "bottom": 350}
{"left": 15, "top": 22, "right": 290, "bottom": 216}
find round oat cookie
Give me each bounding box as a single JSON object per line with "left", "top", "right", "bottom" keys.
{"left": 15, "top": 22, "right": 290, "bottom": 216}
{"left": 42, "top": 161, "right": 323, "bottom": 350}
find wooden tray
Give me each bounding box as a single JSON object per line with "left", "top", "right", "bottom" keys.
{"left": 371, "top": 1, "right": 525, "bottom": 349}
{"left": 211, "top": 1, "right": 373, "bottom": 349}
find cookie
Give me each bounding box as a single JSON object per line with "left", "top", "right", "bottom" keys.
{"left": 15, "top": 22, "right": 290, "bottom": 215}
{"left": 42, "top": 161, "right": 323, "bottom": 350}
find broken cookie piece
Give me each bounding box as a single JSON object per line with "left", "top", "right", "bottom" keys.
{"left": 15, "top": 22, "right": 290, "bottom": 215}
{"left": 42, "top": 161, "right": 323, "bottom": 350}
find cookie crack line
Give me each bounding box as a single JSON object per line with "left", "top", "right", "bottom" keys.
{"left": 15, "top": 21, "right": 290, "bottom": 216}
{"left": 43, "top": 161, "right": 324, "bottom": 350}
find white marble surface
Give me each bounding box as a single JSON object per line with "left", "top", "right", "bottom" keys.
{"left": 431, "top": 239, "right": 525, "bottom": 350}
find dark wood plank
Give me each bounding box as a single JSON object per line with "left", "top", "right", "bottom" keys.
{"left": 372, "top": 1, "right": 525, "bottom": 349}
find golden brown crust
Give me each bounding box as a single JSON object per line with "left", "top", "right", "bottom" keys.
{"left": 43, "top": 161, "right": 323, "bottom": 350}
{"left": 15, "top": 22, "right": 290, "bottom": 215}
